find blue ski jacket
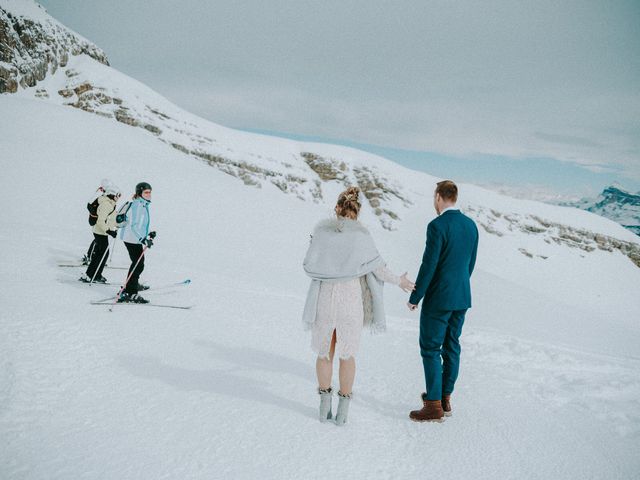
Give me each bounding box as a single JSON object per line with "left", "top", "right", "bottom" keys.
{"left": 119, "top": 197, "right": 150, "bottom": 244}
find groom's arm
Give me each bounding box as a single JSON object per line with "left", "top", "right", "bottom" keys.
{"left": 469, "top": 226, "right": 479, "bottom": 276}
{"left": 409, "top": 222, "right": 443, "bottom": 306}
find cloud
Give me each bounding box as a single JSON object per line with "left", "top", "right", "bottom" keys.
{"left": 581, "top": 164, "right": 622, "bottom": 175}
{"left": 39, "top": 0, "right": 640, "bottom": 182}
{"left": 476, "top": 182, "right": 585, "bottom": 203}
{"left": 533, "top": 132, "right": 603, "bottom": 149}
{"left": 163, "top": 79, "right": 640, "bottom": 182}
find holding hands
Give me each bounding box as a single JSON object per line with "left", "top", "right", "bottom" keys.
{"left": 399, "top": 272, "right": 418, "bottom": 310}
{"left": 399, "top": 272, "right": 416, "bottom": 293}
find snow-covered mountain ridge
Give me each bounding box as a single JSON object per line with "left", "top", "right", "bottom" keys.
{"left": 0, "top": 0, "right": 411, "bottom": 229}
{"left": 15, "top": 49, "right": 412, "bottom": 230}
{"left": 1, "top": 0, "right": 639, "bottom": 265}
{"left": 472, "top": 205, "right": 640, "bottom": 266}
{"left": 559, "top": 184, "right": 640, "bottom": 237}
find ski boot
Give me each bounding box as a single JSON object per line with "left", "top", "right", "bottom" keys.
{"left": 118, "top": 292, "right": 149, "bottom": 304}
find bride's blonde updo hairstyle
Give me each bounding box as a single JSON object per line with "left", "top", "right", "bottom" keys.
{"left": 335, "top": 186, "right": 361, "bottom": 220}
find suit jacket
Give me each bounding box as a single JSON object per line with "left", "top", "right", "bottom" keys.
{"left": 409, "top": 209, "right": 479, "bottom": 312}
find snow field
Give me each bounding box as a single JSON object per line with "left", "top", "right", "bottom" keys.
{"left": 1, "top": 93, "right": 640, "bottom": 479}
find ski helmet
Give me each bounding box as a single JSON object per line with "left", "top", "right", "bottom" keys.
{"left": 105, "top": 184, "right": 121, "bottom": 197}
{"left": 135, "top": 182, "right": 152, "bottom": 197}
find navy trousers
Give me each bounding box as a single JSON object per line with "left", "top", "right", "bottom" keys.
{"left": 420, "top": 309, "right": 467, "bottom": 400}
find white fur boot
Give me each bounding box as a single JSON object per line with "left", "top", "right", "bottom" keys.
{"left": 335, "top": 391, "right": 352, "bottom": 426}
{"left": 318, "top": 387, "right": 333, "bottom": 422}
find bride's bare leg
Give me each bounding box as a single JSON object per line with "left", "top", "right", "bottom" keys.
{"left": 316, "top": 330, "right": 337, "bottom": 389}
{"left": 338, "top": 356, "right": 356, "bottom": 395}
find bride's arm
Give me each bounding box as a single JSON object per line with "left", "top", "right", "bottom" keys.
{"left": 373, "top": 266, "right": 400, "bottom": 285}
{"left": 373, "top": 266, "right": 415, "bottom": 292}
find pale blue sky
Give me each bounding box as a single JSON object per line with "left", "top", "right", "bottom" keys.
{"left": 241, "top": 127, "right": 638, "bottom": 199}
{"left": 38, "top": 0, "right": 640, "bottom": 197}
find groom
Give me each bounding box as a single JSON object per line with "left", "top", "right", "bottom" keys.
{"left": 407, "top": 180, "right": 479, "bottom": 422}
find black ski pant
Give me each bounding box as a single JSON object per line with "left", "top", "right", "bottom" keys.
{"left": 124, "top": 242, "right": 145, "bottom": 294}
{"left": 86, "top": 233, "right": 109, "bottom": 280}
{"left": 86, "top": 239, "right": 96, "bottom": 260}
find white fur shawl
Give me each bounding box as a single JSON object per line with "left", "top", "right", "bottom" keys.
{"left": 302, "top": 217, "right": 387, "bottom": 333}
{"left": 303, "top": 217, "right": 384, "bottom": 281}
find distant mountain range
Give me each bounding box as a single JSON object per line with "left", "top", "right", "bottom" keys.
{"left": 559, "top": 184, "right": 640, "bottom": 236}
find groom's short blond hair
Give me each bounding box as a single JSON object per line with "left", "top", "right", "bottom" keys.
{"left": 435, "top": 180, "right": 458, "bottom": 202}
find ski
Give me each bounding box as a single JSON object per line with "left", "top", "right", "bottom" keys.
{"left": 92, "top": 279, "right": 191, "bottom": 303}
{"left": 91, "top": 301, "right": 193, "bottom": 310}
{"left": 58, "top": 263, "right": 128, "bottom": 270}
{"left": 59, "top": 278, "right": 120, "bottom": 286}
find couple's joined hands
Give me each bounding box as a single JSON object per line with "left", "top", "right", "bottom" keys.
{"left": 398, "top": 273, "right": 419, "bottom": 311}
{"left": 399, "top": 272, "right": 415, "bottom": 293}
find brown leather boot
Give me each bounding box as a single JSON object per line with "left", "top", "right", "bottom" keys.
{"left": 409, "top": 393, "right": 445, "bottom": 423}
{"left": 442, "top": 394, "right": 452, "bottom": 417}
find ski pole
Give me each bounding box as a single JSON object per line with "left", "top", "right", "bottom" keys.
{"left": 107, "top": 234, "right": 118, "bottom": 266}
{"left": 90, "top": 236, "right": 112, "bottom": 285}
{"left": 109, "top": 245, "right": 148, "bottom": 312}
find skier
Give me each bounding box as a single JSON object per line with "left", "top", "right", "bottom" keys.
{"left": 79, "top": 184, "right": 121, "bottom": 283}
{"left": 118, "top": 182, "right": 155, "bottom": 303}
{"left": 83, "top": 178, "right": 113, "bottom": 265}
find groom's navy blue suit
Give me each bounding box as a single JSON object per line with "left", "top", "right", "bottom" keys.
{"left": 409, "top": 209, "right": 479, "bottom": 401}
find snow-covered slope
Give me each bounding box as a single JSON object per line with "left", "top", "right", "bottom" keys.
{"left": 1, "top": 1, "right": 640, "bottom": 478}
{"left": 3, "top": 93, "right": 640, "bottom": 480}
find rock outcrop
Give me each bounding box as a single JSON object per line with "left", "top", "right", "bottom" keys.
{"left": 470, "top": 205, "right": 640, "bottom": 268}
{"left": 302, "top": 152, "right": 412, "bottom": 229}
{"left": 0, "top": 2, "right": 108, "bottom": 93}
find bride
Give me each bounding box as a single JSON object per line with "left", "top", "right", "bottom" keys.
{"left": 302, "top": 186, "right": 415, "bottom": 425}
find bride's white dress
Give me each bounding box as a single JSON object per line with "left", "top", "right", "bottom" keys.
{"left": 311, "top": 266, "right": 400, "bottom": 359}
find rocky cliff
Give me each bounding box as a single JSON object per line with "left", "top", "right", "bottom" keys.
{"left": 0, "top": 1, "right": 108, "bottom": 93}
